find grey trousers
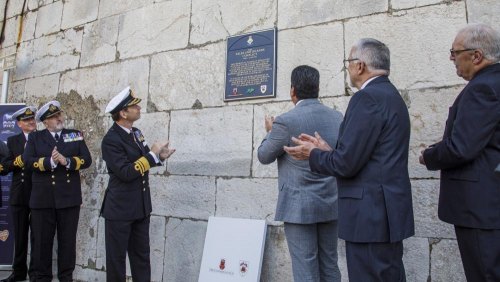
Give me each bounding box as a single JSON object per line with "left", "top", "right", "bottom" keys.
{"left": 284, "top": 220, "right": 341, "bottom": 282}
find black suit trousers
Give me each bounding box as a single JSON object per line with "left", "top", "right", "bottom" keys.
{"left": 345, "top": 241, "right": 406, "bottom": 282}
{"left": 10, "top": 205, "right": 34, "bottom": 278}
{"left": 105, "top": 216, "right": 151, "bottom": 282}
{"left": 455, "top": 226, "right": 500, "bottom": 282}
{"left": 31, "top": 206, "right": 80, "bottom": 282}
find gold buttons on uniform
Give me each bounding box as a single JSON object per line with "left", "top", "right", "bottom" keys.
{"left": 52, "top": 181, "right": 55, "bottom": 185}
{"left": 67, "top": 180, "right": 70, "bottom": 183}
{"left": 21, "top": 179, "right": 24, "bottom": 182}
{"left": 67, "top": 174, "right": 69, "bottom": 177}
{"left": 21, "top": 173, "right": 24, "bottom": 176}
{"left": 52, "top": 175, "right": 55, "bottom": 179}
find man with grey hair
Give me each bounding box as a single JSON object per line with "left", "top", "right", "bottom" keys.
{"left": 285, "top": 38, "right": 414, "bottom": 281}
{"left": 420, "top": 23, "right": 500, "bottom": 281}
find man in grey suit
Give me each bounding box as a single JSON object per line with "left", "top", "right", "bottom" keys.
{"left": 285, "top": 39, "right": 414, "bottom": 281}
{"left": 258, "top": 65, "right": 342, "bottom": 282}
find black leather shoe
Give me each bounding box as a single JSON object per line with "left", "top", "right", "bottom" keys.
{"left": 0, "top": 272, "right": 27, "bottom": 282}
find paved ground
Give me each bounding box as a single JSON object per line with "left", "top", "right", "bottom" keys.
{"left": 0, "top": 270, "right": 30, "bottom": 281}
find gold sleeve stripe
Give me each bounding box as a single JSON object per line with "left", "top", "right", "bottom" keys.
{"left": 0, "top": 164, "right": 3, "bottom": 172}
{"left": 33, "top": 158, "right": 45, "bottom": 171}
{"left": 133, "top": 156, "right": 150, "bottom": 175}
{"left": 14, "top": 155, "right": 24, "bottom": 168}
{"left": 73, "top": 157, "right": 85, "bottom": 170}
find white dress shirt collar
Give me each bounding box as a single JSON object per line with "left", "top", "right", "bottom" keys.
{"left": 360, "top": 75, "right": 381, "bottom": 90}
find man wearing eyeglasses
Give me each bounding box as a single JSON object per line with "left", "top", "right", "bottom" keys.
{"left": 419, "top": 23, "right": 500, "bottom": 281}
{"left": 285, "top": 38, "right": 414, "bottom": 281}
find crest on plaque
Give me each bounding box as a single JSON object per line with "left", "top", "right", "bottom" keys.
{"left": 219, "top": 258, "right": 226, "bottom": 270}
{"left": 260, "top": 84, "right": 267, "bottom": 94}
{"left": 239, "top": 260, "right": 249, "bottom": 276}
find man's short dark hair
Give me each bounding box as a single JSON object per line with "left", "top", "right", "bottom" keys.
{"left": 111, "top": 111, "right": 121, "bottom": 121}
{"left": 291, "top": 65, "right": 320, "bottom": 100}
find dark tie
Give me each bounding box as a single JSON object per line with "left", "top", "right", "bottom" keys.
{"left": 54, "top": 133, "right": 59, "bottom": 142}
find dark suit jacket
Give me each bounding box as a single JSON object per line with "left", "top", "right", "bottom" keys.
{"left": 257, "top": 99, "right": 343, "bottom": 224}
{"left": 1, "top": 133, "right": 33, "bottom": 206}
{"left": 424, "top": 63, "right": 500, "bottom": 229}
{"left": 23, "top": 128, "right": 92, "bottom": 209}
{"left": 100, "top": 123, "right": 160, "bottom": 221}
{"left": 309, "top": 76, "right": 414, "bottom": 243}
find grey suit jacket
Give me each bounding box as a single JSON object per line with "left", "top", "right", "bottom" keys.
{"left": 258, "top": 99, "right": 343, "bottom": 224}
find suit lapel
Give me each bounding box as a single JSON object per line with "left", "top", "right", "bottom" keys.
{"left": 113, "top": 123, "right": 142, "bottom": 153}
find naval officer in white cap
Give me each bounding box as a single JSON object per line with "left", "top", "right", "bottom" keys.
{"left": 22, "top": 100, "right": 92, "bottom": 282}
{"left": 100, "top": 87, "right": 175, "bottom": 282}
{"left": 0, "top": 106, "right": 37, "bottom": 282}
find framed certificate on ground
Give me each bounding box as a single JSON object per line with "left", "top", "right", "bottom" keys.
{"left": 224, "top": 28, "right": 277, "bottom": 101}
{"left": 198, "top": 217, "right": 267, "bottom": 282}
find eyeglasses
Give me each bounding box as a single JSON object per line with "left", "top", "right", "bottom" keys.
{"left": 343, "top": 58, "right": 360, "bottom": 64}
{"left": 449, "top": 48, "right": 474, "bottom": 57}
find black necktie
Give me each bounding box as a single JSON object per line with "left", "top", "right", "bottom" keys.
{"left": 54, "top": 133, "right": 59, "bottom": 142}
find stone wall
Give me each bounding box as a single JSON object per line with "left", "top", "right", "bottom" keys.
{"left": 1, "top": 0, "right": 498, "bottom": 281}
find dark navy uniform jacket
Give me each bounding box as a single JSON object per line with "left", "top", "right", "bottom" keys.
{"left": 23, "top": 129, "right": 92, "bottom": 209}
{"left": 1, "top": 133, "right": 33, "bottom": 206}
{"left": 424, "top": 63, "right": 500, "bottom": 229}
{"left": 100, "top": 123, "right": 160, "bottom": 221}
{"left": 309, "top": 76, "right": 415, "bottom": 243}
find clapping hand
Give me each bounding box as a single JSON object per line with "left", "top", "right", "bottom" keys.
{"left": 159, "top": 141, "right": 175, "bottom": 161}
{"left": 284, "top": 132, "right": 332, "bottom": 160}
{"left": 52, "top": 146, "right": 68, "bottom": 166}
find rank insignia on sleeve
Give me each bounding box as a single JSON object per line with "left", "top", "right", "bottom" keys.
{"left": 134, "top": 156, "right": 150, "bottom": 175}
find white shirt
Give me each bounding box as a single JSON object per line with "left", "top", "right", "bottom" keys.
{"left": 360, "top": 76, "right": 381, "bottom": 90}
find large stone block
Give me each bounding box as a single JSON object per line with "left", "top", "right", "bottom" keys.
{"left": 59, "top": 57, "right": 149, "bottom": 113}
{"left": 80, "top": 15, "right": 119, "bottom": 67}
{"left": 2, "top": 17, "right": 18, "bottom": 48}
{"left": 149, "top": 42, "right": 226, "bottom": 111}
{"left": 82, "top": 174, "right": 108, "bottom": 210}
{"left": 252, "top": 101, "right": 293, "bottom": 178}
{"left": 392, "top": 0, "right": 441, "bottom": 10}
{"left": 403, "top": 237, "right": 430, "bottom": 282}
{"left": 430, "top": 239, "right": 466, "bottom": 281}
{"left": 190, "top": 0, "right": 277, "bottom": 45}
{"left": 5, "top": 80, "right": 26, "bottom": 104}
{"left": 278, "top": 0, "right": 388, "bottom": 29}
{"left": 21, "top": 10, "right": 37, "bottom": 43}
{"left": 34, "top": 1, "right": 63, "bottom": 38}
{"left": 98, "top": 0, "right": 161, "bottom": 18}
{"left": 276, "top": 23, "right": 345, "bottom": 103}
{"left": 6, "top": 0, "right": 25, "bottom": 18}
{"left": 150, "top": 175, "right": 216, "bottom": 220}
{"left": 24, "top": 73, "right": 60, "bottom": 101}
{"left": 16, "top": 29, "right": 82, "bottom": 79}
{"left": 411, "top": 179, "right": 455, "bottom": 239}
{"left": 168, "top": 106, "right": 253, "bottom": 176}
{"left": 467, "top": 0, "right": 500, "bottom": 26}
{"left": 61, "top": 0, "right": 99, "bottom": 30}
{"left": 163, "top": 218, "right": 207, "bottom": 282}
{"left": 117, "top": 0, "right": 190, "bottom": 59}
{"left": 133, "top": 112, "right": 171, "bottom": 175}
{"left": 321, "top": 96, "right": 352, "bottom": 115}
{"left": 75, "top": 208, "right": 99, "bottom": 267}
{"left": 216, "top": 178, "right": 279, "bottom": 225}
{"left": 260, "top": 226, "right": 292, "bottom": 282}
{"left": 345, "top": 2, "right": 466, "bottom": 90}
{"left": 150, "top": 216, "right": 166, "bottom": 282}
{"left": 95, "top": 217, "right": 106, "bottom": 270}
{"left": 407, "top": 86, "right": 462, "bottom": 178}
{"left": 73, "top": 265, "right": 107, "bottom": 282}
